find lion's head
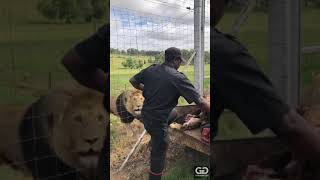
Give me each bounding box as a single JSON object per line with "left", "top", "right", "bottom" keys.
{"left": 123, "top": 89, "right": 144, "bottom": 116}
{"left": 110, "top": 89, "right": 144, "bottom": 123}
{"left": 51, "top": 90, "right": 107, "bottom": 178}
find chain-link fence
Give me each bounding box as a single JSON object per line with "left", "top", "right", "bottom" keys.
{"left": 0, "top": 0, "right": 106, "bottom": 179}
{"left": 110, "top": 0, "right": 210, "bottom": 97}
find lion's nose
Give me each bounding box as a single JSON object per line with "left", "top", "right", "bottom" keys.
{"left": 85, "top": 138, "right": 98, "bottom": 145}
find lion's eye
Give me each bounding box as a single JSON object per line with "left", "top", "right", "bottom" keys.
{"left": 74, "top": 115, "right": 82, "bottom": 123}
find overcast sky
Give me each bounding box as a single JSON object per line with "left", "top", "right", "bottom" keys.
{"left": 110, "top": 0, "right": 210, "bottom": 51}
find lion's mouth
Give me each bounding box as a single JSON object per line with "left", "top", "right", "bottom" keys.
{"left": 78, "top": 149, "right": 100, "bottom": 157}
{"left": 78, "top": 149, "right": 99, "bottom": 168}
{"left": 134, "top": 108, "right": 142, "bottom": 114}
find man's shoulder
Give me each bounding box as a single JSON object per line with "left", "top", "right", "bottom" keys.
{"left": 213, "top": 28, "right": 247, "bottom": 56}
{"left": 140, "top": 64, "right": 159, "bottom": 74}
{"left": 146, "top": 63, "right": 159, "bottom": 70}
{"left": 96, "top": 24, "right": 109, "bottom": 40}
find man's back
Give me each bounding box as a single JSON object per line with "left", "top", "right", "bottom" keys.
{"left": 133, "top": 63, "right": 200, "bottom": 122}
{"left": 138, "top": 64, "right": 181, "bottom": 121}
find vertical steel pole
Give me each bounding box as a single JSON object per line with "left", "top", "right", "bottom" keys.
{"left": 269, "top": 0, "right": 300, "bottom": 108}
{"left": 194, "top": 0, "right": 203, "bottom": 95}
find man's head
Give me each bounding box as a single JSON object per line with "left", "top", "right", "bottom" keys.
{"left": 164, "top": 47, "right": 186, "bottom": 70}
{"left": 213, "top": 0, "right": 227, "bottom": 27}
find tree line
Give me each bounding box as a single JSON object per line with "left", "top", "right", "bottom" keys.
{"left": 37, "top": 0, "right": 108, "bottom": 23}
{"left": 111, "top": 48, "right": 210, "bottom": 69}
{"left": 227, "top": 0, "right": 320, "bottom": 9}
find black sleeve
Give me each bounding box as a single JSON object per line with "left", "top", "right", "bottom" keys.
{"left": 173, "top": 73, "right": 201, "bottom": 104}
{"left": 132, "top": 68, "right": 147, "bottom": 84}
{"left": 213, "top": 34, "right": 290, "bottom": 134}
{"left": 74, "top": 25, "right": 109, "bottom": 72}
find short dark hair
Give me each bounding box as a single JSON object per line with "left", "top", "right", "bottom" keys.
{"left": 225, "top": 0, "right": 230, "bottom": 3}
{"left": 165, "top": 47, "right": 183, "bottom": 62}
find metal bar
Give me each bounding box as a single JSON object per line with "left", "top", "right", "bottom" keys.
{"left": 200, "top": 0, "right": 205, "bottom": 95}
{"left": 302, "top": 46, "right": 320, "bottom": 54}
{"left": 194, "top": 0, "right": 203, "bottom": 95}
{"left": 115, "top": 129, "right": 147, "bottom": 173}
{"left": 269, "top": 0, "right": 300, "bottom": 108}
{"left": 230, "top": 0, "right": 256, "bottom": 37}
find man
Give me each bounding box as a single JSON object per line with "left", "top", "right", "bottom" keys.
{"left": 213, "top": 0, "right": 320, "bottom": 167}
{"left": 130, "top": 47, "right": 210, "bottom": 180}
{"left": 62, "top": 24, "right": 109, "bottom": 180}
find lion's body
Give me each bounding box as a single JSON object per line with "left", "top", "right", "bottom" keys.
{"left": 0, "top": 105, "right": 28, "bottom": 171}
{"left": 110, "top": 89, "right": 144, "bottom": 123}
{"left": 0, "top": 87, "right": 107, "bottom": 180}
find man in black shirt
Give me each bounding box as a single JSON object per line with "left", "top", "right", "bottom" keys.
{"left": 62, "top": 24, "right": 109, "bottom": 180}
{"left": 213, "top": 0, "right": 320, "bottom": 163}
{"left": 130, "top": 47, "right": 210, "bottom": 180}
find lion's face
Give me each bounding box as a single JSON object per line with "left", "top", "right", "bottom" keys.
{"left": 123, "top": 89, "right": 144, "bottom": 116}
{"left": 52, "top": 91, "right": 107, "bottom": 178}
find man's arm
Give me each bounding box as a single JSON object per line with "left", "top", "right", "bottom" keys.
{"left": 174, "top": 74, "right": 210, "bottom": 113}
{"left": 62, "top": 49, "right": 107, "bottom": 94}
{"left": 196, "top": 97, "right": 210, "bottom": 113}
{"left": 130, "top": 67, "right": 148, "bottom": 91}
{"left": 129, "top": 77, "right": 144, "bottom": 91}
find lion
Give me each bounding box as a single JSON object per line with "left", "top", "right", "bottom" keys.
{"left": 0, "top": 104, "right": 31, "bottom": 175}
{"left": 0, "top": 87, "right": 107, "bottom": 180}
{"left": 110, "top": 89, "right": 144, "bottom": 123}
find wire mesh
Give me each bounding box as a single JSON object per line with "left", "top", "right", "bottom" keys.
{"left": 0, "top": 0, "right": 105, "bottom": 179}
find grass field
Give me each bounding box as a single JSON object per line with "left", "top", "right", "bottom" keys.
{"left": 0, "top": 0, "right": 320, "bottom": 179}
{"left": 110, "top": 54, "right": 211, "bottom": 97}
{"left": 0, "top": 0, "right": 102, "bottom": 105}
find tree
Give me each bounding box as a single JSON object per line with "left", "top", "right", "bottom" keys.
{"left": 312, "top": 0, "right": 320, "bottom": 7}
{"left": 154, "top": 53, "right": 164, "bottom": 64}
{"left": 92, "top": 0, "right": 108, "bottom": 19}
{"left": 121, "top": 58, "right": 143, "bottom": 69}
{"left": 127, "top": 48, "right": 139, "bottom": 55}
{"left": 37, "top": 0, "right": 108, "bottom": 23}
{"left": 37, "top": 0, "right": 60, "bottom": 20}
{"left": 77, "top": 0, "right": 94, "bottom": 22}
{"left": 37, "top": 0, "right": 80, "bottom": 23}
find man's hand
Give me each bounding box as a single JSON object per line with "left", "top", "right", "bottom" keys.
{"left": 197, "top": 97, "right": 210, "bottom": 113}
{"left": 129, "top": 77, "right": 144, "bottom": 91}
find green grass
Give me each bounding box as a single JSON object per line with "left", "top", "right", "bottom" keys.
{"left": 110, "top": 54, "right": 210, "bottom": 96}
{"left": 163, "top": 150, "right": 209, "bottom": 180}
{"left": 0, "top": 0, "right": 103, "bottom": 105}
{"left": 110, "top": 54, "right": 210, "bottom": 106}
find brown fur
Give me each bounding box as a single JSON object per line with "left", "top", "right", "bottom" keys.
{"left": 110, "top": 89, "right": 144, "bottom": 123}
{"left": 0, "top": 87, "right": 107, "bottom": 180}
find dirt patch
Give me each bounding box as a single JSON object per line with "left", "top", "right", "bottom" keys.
{"left": 110, "top": 119, "right": 188, "bottom": 180}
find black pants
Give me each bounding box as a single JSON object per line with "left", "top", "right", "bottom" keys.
{"left": 143, "top": 118, "right": 169, "bottom": 178}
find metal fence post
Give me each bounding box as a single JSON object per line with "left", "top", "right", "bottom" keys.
{"left": 269, "top": 0, "right": 300, "bottom": 108}
{"left": 194, "top": 0, "right": 204, "bottom": 96}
